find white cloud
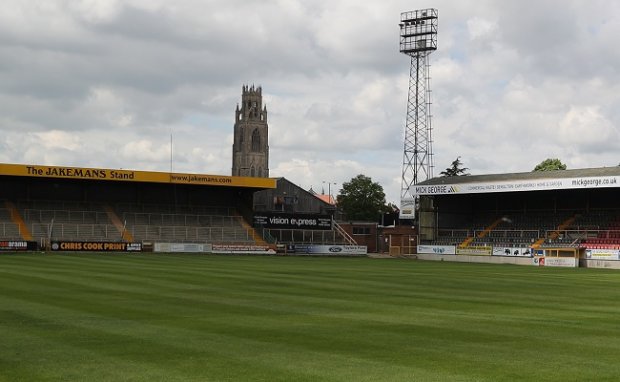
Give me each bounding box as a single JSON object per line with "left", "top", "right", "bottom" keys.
{"left": 33, "top": 130, "right": 82, "bottom": 151}
{"left": 558, "top": 106, "right": 619, "bottom": 151}
{"left": 1, "top": 0, "right": 620, "bottom": 207}
{"left": 120, "top": 140, "right": 170, "bottom": 162}
{"left": 69, "top": 0, "right": 123, "bottom": 24}
{"left": 467, "top": 17, "right": 497, "bottom": 40}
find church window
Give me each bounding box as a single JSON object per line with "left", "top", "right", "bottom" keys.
{"left": 251, "top": 129, "right": 261, "bottom": 152}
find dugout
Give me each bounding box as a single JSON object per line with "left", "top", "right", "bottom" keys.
{"left": 414, "top": 167, "right": 620, "bottom": 267}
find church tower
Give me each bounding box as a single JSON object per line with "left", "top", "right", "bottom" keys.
{"left": 232, "top": 85, "right": 269, "bottom": 177}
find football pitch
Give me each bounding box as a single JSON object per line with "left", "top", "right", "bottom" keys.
{"left": 1, "top": 254, "right": 619, "bottom": 381}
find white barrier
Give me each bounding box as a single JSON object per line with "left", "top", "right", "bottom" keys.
{"left": 416, "top": 253, "right": 535, "bottom": 266}
{"left": 154, "top": 243, "right": 212, "bottom": 253}
{"left": 582, "top": 260, "right": 620, "bottom": 269}
{"left": 456, "top": 246, "right": 492, "bottom": 256}
{"left": 492, "top": 247, "right": 532, "bottom": 257}
{"left": 211, "top": 244, "right": 276, "bottom": 254}
{"left": 417, "top": 245, "right": 456, "bottom": 255}
{"left": 287, "top": 244, "right": 367, "bottom": 255}
{"left": 532, "top": 257, "right": 578, "bottom": 268}
{"left": 585, "top": 249, "right": 620, "bottom": 261}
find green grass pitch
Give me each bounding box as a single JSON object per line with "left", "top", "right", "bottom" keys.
{"left": 1, "top": 253, "right": 619, "bottom": 381}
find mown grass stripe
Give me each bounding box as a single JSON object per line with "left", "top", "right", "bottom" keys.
{"left": 1, "top": 254, "right": 620, "bottom": 381}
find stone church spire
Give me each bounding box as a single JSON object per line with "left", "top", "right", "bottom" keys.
{"left": 232, "top": 85, "right": 269, "bottom": 177}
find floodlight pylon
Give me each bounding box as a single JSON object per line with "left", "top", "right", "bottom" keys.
{"left": 399, "top": 9, "right": 438, "bottom": 219}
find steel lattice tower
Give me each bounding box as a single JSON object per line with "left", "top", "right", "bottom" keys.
{"left": 399, "top": 9, "right": 438, "bottom": 219}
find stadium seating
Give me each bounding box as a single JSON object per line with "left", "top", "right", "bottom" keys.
{"left": 113, "top": 203, "right": 255, "bottom": 244}
{"left": 426, "top": 209, "right": 620, "bottom": 249}
{"left": 0, "top": 199, "right": 261, "bottom": 245}
{"left": 0, "top": 206, "right": 22, "bottom": 240}
{"left": 579, "top": 215, "right": 620, "bottom": 249}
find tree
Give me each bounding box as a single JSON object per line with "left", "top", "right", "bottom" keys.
{"left": 533, "top": 158, "right": 567, "bottom": 172}
{"left": 336, "top": 174, "right": 387, "bottom": 221}
{"left": 440, "top": 157, "right": 469, "bottom": 177}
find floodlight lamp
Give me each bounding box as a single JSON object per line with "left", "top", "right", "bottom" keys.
{"left": 399, "top": 8, "right": 438, "bottom": 55}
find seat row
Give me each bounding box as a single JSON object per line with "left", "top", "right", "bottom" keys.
{"left": 0, "top": 200, "right": 256, "bottom": 244}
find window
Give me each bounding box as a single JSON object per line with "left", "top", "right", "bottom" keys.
{"left": 251, "top": 129, "right": 261, "bottom": 151}
{"left": 353, "top": 227, "right": 371, "bottom": 235}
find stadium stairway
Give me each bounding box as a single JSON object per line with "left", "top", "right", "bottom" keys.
{"left": 104, "top": 205, "right": 134, "bottom": 242}
{"left": 459, "top": 217, "right": 504, "bottom": 247}
{"left": 532, "top": 215, "right": 577, "bottom": 248}
{"left": 235, "top": 214, "right": 268, "bottom": 246}
{"left": 4, "top": 200, "right": 33, "bottom": 241}
{"left": 334, "top": 221, "right": 357, "bottom": 245}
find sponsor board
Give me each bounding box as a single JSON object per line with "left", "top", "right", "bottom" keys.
{"left": 413, "top": 176, "right": 620, "bottom": 196}
{"left": 492, "top": 247, "right": 533, "bottom": 257}
{"left": 0, "top": 163, "right": 275, "bottom": 189}
{"left": 154, "top": 243, "right": 213, "bottom": 253}
{"left": 417, "top": 245, "right": 456, "bottom": 255}
{"left": 211, "top": 244, "right": 276, "bottom": 254}
{"left": 456, "top": 246, "right": 492, "bottom": 256}
{"left": 585, "top": 248, "right": 620, "bottom": 261}
{"left": 399, "top": 198, "right": 415, "bottom": 220}
{"left": 253, "top": 213, "right": 332, "bottom": 230}
{"left": 533, "top": 257, "right": 578, "bottom": 268}
{"left": 287, "top": 244, "right": 367, "bottom": 255}
{"left": 50, "top": 241, "right": 142, "bottom": 252}
{"left": 0, "top": 241, "right": 37, "bottom": 251}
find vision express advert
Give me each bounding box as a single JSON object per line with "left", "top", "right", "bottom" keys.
{"left": 253, "top": 213, "right": 332, "bottom": 230}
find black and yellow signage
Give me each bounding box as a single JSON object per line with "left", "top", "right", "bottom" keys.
{"left": 50, "top": 241, "right": 143, "bottom": 252}
{"left": 0, "top": 163, "right": 275, "bottom": 189}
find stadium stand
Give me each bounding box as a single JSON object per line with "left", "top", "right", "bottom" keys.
{"left": 427, "top": 209, "right": 620, "bottom": 249}
{"left": 3, "top": 199, "right": 260, "bottom": 246}
{"left": 415, "top": 168, "right": 620, "bottom": 261}
{"left": 0, "top": 163, "right": 277, "bottom": 250}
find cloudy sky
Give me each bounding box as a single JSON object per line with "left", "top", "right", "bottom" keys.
{"left": 1, "top": 0, "right": 620, "bottom": 204}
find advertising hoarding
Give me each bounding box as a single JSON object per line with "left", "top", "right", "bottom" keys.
{"left": 154, "top": 243, "right": 212, "bottom": 253}
{"left": 286, "top": 244, "right": 367, "bottom": 255}
{"left": 50, "top": 241, "right": 142, "bottom": 252}
{"left": 211, "top": 244, "right": 275, "bottom": 254}
{"left": 492, "top": 247, "right": 533, "bottom": 257}
{"left": 0, "top": 241, "right": 37, "bottom": 251}
{"left": 456, "top": 246, "right": 492, "bottom": 256}
{"left": 585, "top": 248, "right": 620, "bottom": 261}
{"left": 253, "top": 213, "right": 333, "bottom": 230}
{"left": 413, "top": 176, "right": 620, "bottom": 196}
{"left": 0, "top": 163, "right": 275, "bottom": 189}
{"left": 532, "top": 257, "right": 578, "bottom": 268}
{"left": 417, "top": 245, "right": 456, "bottom": 255}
